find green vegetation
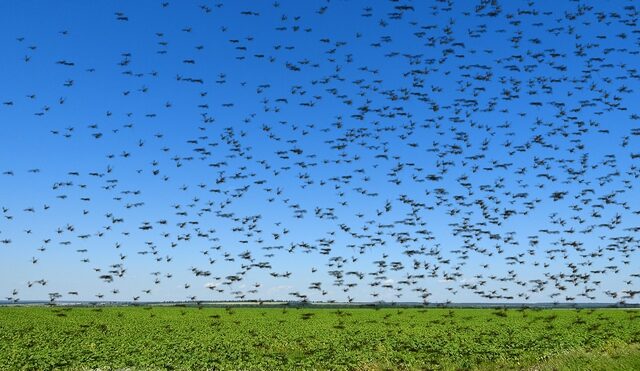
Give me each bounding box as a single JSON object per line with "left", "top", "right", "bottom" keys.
{"left": 0, "top": 306, "right": 638, "bottom": 370}
{"left": 530, "top": 341, "right": 640, "bottom": 371}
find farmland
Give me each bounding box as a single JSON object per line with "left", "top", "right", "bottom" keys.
{"left": 0, "top": 306, "right": 639, "bottom": 370}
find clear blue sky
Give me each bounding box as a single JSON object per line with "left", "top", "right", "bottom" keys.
{"left": 0, "top": 0, "right": 638, "bottom": 304}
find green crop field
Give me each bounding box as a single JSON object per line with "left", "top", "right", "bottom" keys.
{"left": 0, "top": 306, "right": 639, "bottom": 370}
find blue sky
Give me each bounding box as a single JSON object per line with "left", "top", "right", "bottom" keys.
{"left": 0, "top": 0, "right": 639, "bottom": 304}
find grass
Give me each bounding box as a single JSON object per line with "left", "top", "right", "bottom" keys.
{"left": 529, "top": 341, "right": 640, "bottom": 371}
{"left": 0, "top": 306, "right": 638, "bottom": 370}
